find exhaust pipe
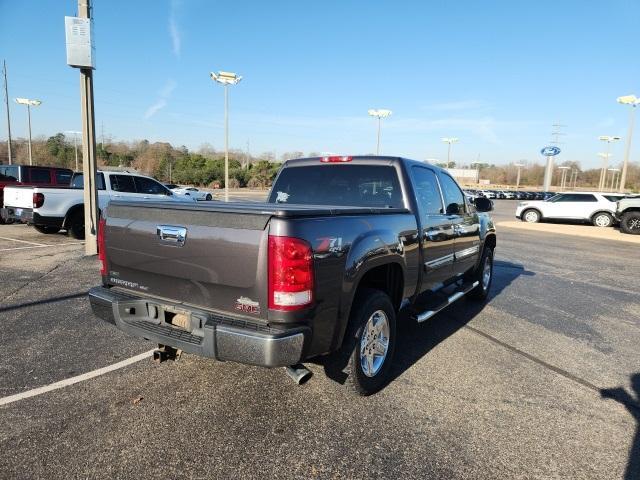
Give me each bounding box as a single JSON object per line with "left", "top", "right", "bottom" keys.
{"left": 284, "top": 364, "right": 312, "bottom": 385}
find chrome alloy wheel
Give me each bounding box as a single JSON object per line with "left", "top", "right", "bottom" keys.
{"left": 524, "top": 210, "right": 539, "bottom": 222}
{"left": 594, "top": 213, "right": 611, "bottom": 227}
{"left": 360, "top": 310, "right": 390, "bottom": 377}
{"left": 482, "top": 254, "right": 492, "bottom": 290}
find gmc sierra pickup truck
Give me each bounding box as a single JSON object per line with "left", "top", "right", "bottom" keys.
{"left": 89, "top": 156, "right": 496, "bottom": 395}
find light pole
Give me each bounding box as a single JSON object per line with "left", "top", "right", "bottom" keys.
{"left": 210, "top": 71, "right": 242, "bottom": 202}
{"left": 558, "top": 166, "right": 570, "bottom": 191}
{"left": 65, "top": 130, "right": 81, "bottom": 171}
{"left": 441, "top": 137, "right": 459, "bottom": 167}
{"left": 570, "top": 168, "right": 578, "bottom": 189}
{"left": 597, "top": 152, "right": 612, "bottom": 191}
{"left": 367, "top": 109, "right": 392, "bottom": 155}
{"left": 617, "top": 95, "right": 639, "bottom": 193}
{"left": 597, "top": 136, "right": 620, "bottom": 191}
{"left": 608, "top": 168, "right": 620, "bottom": 192}
{"left": 15, "top": 97, "right": 41, "bottom": 165}
{"left": 514, "top": 163, "right": 524, "bottom": 190}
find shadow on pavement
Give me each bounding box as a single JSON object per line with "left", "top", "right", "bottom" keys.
{"left": 317, "top": 259, "right": 533, "bottom": 389}
{"left": 601, "top": 373, "right": 640, "bottom": 480}
{"left": 0, "top": 292, "right": 87, "bottom": 314}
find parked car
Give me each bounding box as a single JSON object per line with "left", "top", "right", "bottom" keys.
{"left": 615, "top": 196, "right": 640, "bottom": 234}
{"left": 513, "top": 191, "right": 528, "bottom": 200}
{"left": 89, "top": 155, "right": 497, "bottom": 395}
{"left": 1, "top": 171, "right": 195, "bottom": 238}
{"left": 479, "top": 190, "right": 496, "bottom": 198}
{"left": 501, "top": 191, "right": 516, "bottom": 199}
{"left": 516, "top": 191, "right": 625, "bottom": 227}
{"left": 0, "top": 164, "right": 73, "bottom": 223}
{"left": 169, "top": 186, "right": 214, "bottom": 201}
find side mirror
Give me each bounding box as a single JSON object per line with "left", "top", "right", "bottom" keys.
{"left": 474, "top": 196, "right": 493, "bottom": 212}
{"left": 446, "top": 203, "right": 460, "bottom": 215}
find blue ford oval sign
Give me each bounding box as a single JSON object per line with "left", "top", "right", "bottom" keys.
{"left": 540, "top": 146, "right": 561, "bottom": 156}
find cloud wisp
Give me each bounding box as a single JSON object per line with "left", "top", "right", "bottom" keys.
{"left": 169, "top": 0, "right": 181, "bottom": 57}
{"left": 144, "top": 79, "right": 177, "bottom": 119}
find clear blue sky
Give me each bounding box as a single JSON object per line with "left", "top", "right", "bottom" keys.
{"left": 1, "top": 0, "right": 639, "bottom": 167}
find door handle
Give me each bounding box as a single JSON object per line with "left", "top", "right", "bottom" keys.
{"left": 156, "top": 225, "right": 187, "bottom": 246}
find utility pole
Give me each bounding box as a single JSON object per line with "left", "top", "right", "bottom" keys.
{"left": 78, "top": 0, "right": 99, "bottom": 255}
{"left": 514, "top": 163, "right": 524, "bottom": 190}
{"left": 3, "top": 60, "right": 12, "bottom": 164}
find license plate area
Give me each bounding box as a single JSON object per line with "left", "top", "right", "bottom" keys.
{"left": 116, "top": 299, "right": 206, "bottom": 338}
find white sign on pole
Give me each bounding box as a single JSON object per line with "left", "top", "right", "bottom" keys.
{"left": 65, "top": 17, "right": 95, "bottom": 69}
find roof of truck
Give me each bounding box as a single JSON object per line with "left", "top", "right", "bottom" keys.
{"left": 283, "top": 155, "right": 448, "bottom": 173}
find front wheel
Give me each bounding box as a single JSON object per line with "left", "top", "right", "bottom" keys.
{"left": 620, "top": 211, "right": 640, "bottom": 235}
{"left": 34, "top": 224, "right": 60, "bottom": 234}
{"left": 205, "top": 194, "right": 212, "bottom": 201}
{"left": 592, "top": 212, "right": 613, "bottom": 227}
{"left": 343, "top": 289, "right": 396, "bottom": 396}
{"left": 522, "top": 209, "right": 540, "bottom": 223}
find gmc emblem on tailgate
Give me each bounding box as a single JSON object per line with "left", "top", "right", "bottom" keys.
{"left": 157, "top": 225, "right": 187, "bottom": 247}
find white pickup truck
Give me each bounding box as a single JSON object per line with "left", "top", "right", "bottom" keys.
{"left": 1, "top": 170, "right": 195, "bottom": 239}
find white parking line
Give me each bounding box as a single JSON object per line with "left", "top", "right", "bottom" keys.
{"left": 0, "top": 350, "right": 156, "bottom": 407}
{"left": 0, "top": 236, "right": 46, "bottom": 247}
{"left": 0, "top": 242, "right": 84, "bottom": 252}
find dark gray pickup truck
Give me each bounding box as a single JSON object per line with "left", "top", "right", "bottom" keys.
{"left": 89, "top": 156, "right": 496, "bottom": 394}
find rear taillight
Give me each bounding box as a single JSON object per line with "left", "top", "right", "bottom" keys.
{"left": 320, "top": 156, "right": 352, "bottom": 163}
{"left": 268, "top": 235, "right": 314, "bottom": 311}
{"left": 33, "top": 193, "right": 44, "bottom": 208}
{"left": 98, "top": 218, "right": 107, "bottom": 276}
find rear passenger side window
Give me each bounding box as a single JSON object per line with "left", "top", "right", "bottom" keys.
{"left": 439, "top": 173, "right": 466, "bottom": 214}
{"left": 29, "top": 169, "right": 51, "bottom": 183}
{"left": 411, "top": 167, "right": 443, "bottom": 216}
{"left": 110, "top": 175, "right": 136, "bottom": 193}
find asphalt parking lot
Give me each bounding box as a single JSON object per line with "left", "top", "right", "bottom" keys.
{"left": 1, "top": 200, "right": 639, "bottom": 479}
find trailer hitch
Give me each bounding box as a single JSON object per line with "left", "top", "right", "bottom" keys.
{"left": 153, "top": 344, "right": 182, "bottom": 363}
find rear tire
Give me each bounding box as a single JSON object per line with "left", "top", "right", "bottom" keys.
{"left": 467, "top": 247, "right": 494, "bottom": 301}
{"left": 205, "top": 194, "right": 212, "bottom": 201}
{"left": 522, "top": 209, "right": 540, "bottom": 223}
{"left": 34, "top": 224, "right": 60, "bottom": 234}
{"left": 620, "top": 211, "right": 640, "bottom": 235}
{"left": 592, "top": 212, "right": 613, "bottom": 227}
{"left": 342, "top": 288, "right": 397, "bottom": 396}
{"left": 67, "top": 211, "right": 85, "bottom": 240}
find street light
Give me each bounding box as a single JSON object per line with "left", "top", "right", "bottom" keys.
{"left": 65, "top": 130, "right": 81, "bottom": 171}
{"left": 514, "top": 162, "right": 524, "bottom": 190}
{"left": 617, "top": 94, "right": 639, "bottom": 193}
{"left": 210, "top": 70, "right": 242, "bottom": 202}
{"left": 607, "top": 168, "right": 621, "bottom": 192}
{"left": 441, "top": 137, "right": 459, "bottom": 167}
{"left": 367, "top": 109, "right": 392, "bottom": 155}
{"left": 597, "top": 135, "right": 620, "bottom": 191}
{"left": 15, "top": 97, "right": 42, "bottom": 165}
{"left": 557, "top": 166, "right": 570, "bottom": 191}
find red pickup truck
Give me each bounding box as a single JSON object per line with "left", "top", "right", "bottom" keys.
{"left": 0, "top": 164, "right": 73, "bottom": 223}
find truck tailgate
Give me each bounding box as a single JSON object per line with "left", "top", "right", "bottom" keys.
{"left": 104, "top": 202, "right": 272, "bottom": 321}
{"left": 3, "top": 187, "right": 33, "bottom": 209}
